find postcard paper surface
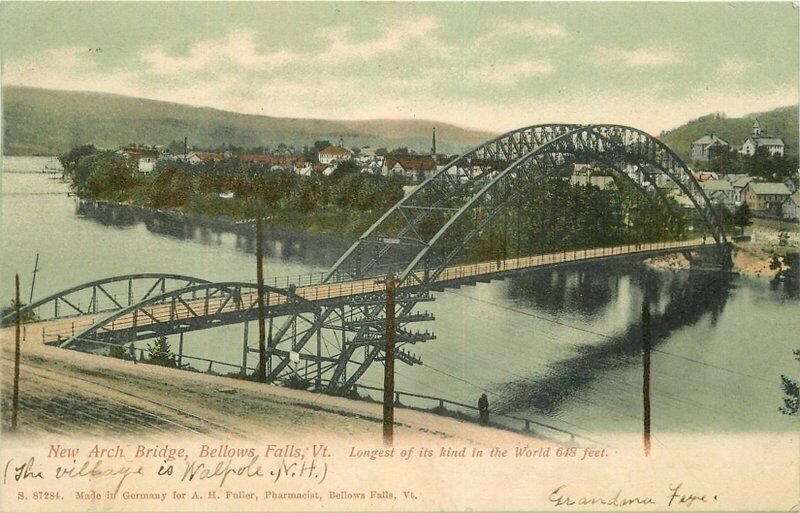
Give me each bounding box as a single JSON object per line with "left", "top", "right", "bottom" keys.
{"left": 1, "top": 2, "right": 798, "bottom": 512}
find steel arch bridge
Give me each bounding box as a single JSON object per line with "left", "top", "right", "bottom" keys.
{"left": 325, "top": 123, "right": 727, "bottom": 285}
{"left": 10, "top": 123, "right": 729, "bottom": 390}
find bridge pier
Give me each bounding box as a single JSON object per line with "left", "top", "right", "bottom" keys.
{"left": 687, "top": 243, "right": 734, "bottom": 272}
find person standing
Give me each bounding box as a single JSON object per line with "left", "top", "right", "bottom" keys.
{"left": 478, "top": 393, "right": 489, "bottom": 426}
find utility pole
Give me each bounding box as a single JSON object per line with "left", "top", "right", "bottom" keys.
{"left": 642, "top": 297, "right": 651, "bottom": 457}
{"left": 382, "top": 274, "right": 397, "bottom": 446}
{"left": 256, "top": 215, "right": 267, "bottom": 382}
{"left": 12, "top": 275, "right": 21, "bottom": 430}
{"left": 29, "top": 253, "right": 40, "bottom": 304}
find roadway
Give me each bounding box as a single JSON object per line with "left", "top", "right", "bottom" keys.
{"left": 21, "top": 238, "right": 708, "bottom": 345}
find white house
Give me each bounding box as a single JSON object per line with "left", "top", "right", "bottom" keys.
{"left": 740, "top": 120, "right": 785, "bottom": 157}
{"left": 117, "top": 148, "right": 159, "bottom": 173}
{"left": 318, "top": 145, "right": 353, "bottom": 165}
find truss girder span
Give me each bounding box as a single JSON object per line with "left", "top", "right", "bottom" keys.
{"left": 1, "top": 273, "right": 213, "bottom": 326}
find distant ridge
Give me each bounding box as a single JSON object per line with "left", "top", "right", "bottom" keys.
{"left": 659, "top": 105, "right": 799, "bottom": 161}
{"left": 2, "top": 86, "right": 496, "bottom": 156}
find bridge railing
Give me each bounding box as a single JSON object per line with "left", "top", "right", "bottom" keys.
{"left": 32, "top": 238, "right": 707, "bottom": 344}
{"left": 326, "top": 381, "right": 604, "bottom": 447}
{"left": 423, "top": 238, "right": 705, "bottom": 285}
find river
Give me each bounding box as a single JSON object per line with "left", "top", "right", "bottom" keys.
{"left": 2, "top": 156, "right": 798, "bottom": 437}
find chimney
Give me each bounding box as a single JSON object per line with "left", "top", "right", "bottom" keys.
{"left": 431, "top": 127, "right": 437, "bottom": 155}
{"left": 184, "top": 137, "right": 188, "bottom": 158}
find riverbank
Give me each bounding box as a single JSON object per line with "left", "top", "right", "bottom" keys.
{"left": 0, "top": 327, "right": 543, "bottom": 446}
{"left": 645, "top": 218, "right": 799, "bottom": 277}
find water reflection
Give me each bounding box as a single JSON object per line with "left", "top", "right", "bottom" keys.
{"left": 770, "top": 252, "right": 799, "bottom": 299}
{"left": 507, "top": 261, "right": 619, "bottom": 318}
{"left": 494, "top": 269, "right": 732, "bottom": 415}
{"left": 75, "top": 200, "right": 351, "bottom": 267}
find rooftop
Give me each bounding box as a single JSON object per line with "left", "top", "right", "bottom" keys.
{"left": 319, "top": 145, "right": 352, "bottom": 156}
{"left": 702, "top": 179, "right": 734, "bottom": 192}
{"left": 751, "top": 137, "right": 785, "bottom": 146}
{"left": 692, "top": 134, "right": 729, "bottom": 146}
{"left": 748, "top": 182, "right": 792, "bottom": 196}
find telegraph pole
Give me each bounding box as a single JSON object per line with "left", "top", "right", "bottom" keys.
{"left": 382, "top": 274, "right": 397, "bottom": 446}
{"left": 256, "top": 215, "right": 267, "bottom": 382}
{"left": 29, "top": 253, "right": 40, "bottom": 304}
{"left": 642, "top": 298, "right": 652, "bottom": 456}
{"left": 12, "top": 275, "right": 21, "bottom": 430}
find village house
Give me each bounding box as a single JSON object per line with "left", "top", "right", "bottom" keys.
{"left": 691, "top": 171, "right": 718, "bottom": 183}
{"left": 294, "top": 161, "right": 315, "bottom": 176}
{"left": 742, "top": 181, "right": 793, "bottom": 216}
{"left": 180, "top": 151, "right": 225, "bottom": 164}
{"left": 569, "top": 164, "right": 614, "bottom": 189}
{"left": 238, "top": 154, "right": 306, "bottom": 172}
{"left": 783, "top": 190, "right": 800, "bottom": 221}
{"left": 117, "top": 148, "right": 159, "bottom": 173}
{"left": 701, "top": 179, "right": 736, "bottom": 210}
{"left": 313, "top": 163, "right": 333, "bottom": 176}
{"left": 740, "top": 120, "right": 785, "bottom": 157}
{"left": 383, "top": 155, "right": 439, "bottom": 182}
{"left": 318, "top": 139, "right": 353, "bottom": 165}
{"left": 724, "top": 174, "right": 754, "bottom": 205}
{"left": 691, "top": 134, "right": 729, "bottom": 162}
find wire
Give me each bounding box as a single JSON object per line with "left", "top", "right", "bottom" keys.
{"left": 448, "top": 289, "right": 776, "bottom": 387}
{"left": 450, "top": 289, "right": 615, "bottom": 340}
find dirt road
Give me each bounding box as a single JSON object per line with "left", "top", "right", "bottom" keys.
{"left": 0, "top": 327, "right": 539, "bottom": 446}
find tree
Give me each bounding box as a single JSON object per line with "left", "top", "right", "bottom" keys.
{"left": 147, "top": 336, "right": 176, "bottom": 367}
{"left": 0, "top": 299, "right": 37, "bottom": 327}
{"left": 145, "top": 165, "right": 192, "bottom": 208}
{"left": 290, "top": 175, "right": 327, "bottom": 214}
{"left": 779, "top": 350, "right": 800, "bottom": 415}
{"left": 733, "top": 203, "right": 753, "bottom": 234}
{"left": 708, "top": 145, "right": 741, "bottom": 176}
{"left": 329, "top": 160, "right": 360, "bottom": 181}
{"left": 769, "top": 255, "right": 783, "bottom": 277}
{"left": 69, "top": 151, "right": 137, "bottom": 198}
{"left": 59, "top": 144, "right": 97, "bottom": 176}
{"left": 108, "top": 344, "right": 128, "bottom": 360}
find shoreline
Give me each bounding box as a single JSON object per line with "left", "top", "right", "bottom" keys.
{"left": 645, "top": 219, "right": 800, "bottom": 277}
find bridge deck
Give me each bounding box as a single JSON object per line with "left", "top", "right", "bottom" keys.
{"left": 25, "top": 238, "right": 707, "bottom": 344}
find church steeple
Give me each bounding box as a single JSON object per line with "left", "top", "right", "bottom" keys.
{"left": 752, "top": 119, "right": 762, "bottom": 137}
{"left": 431, "top": 127, "right": 436, "bottom": 155}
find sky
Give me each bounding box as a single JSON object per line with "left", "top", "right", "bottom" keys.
{"left": 1, "top": 2, "right": 798, "bottom": 134}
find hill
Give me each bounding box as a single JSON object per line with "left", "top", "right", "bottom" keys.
{"left": 1, "top": 86, "right": 496, "bottom": 156}
{"left": 659, "top": 105, "right": 799, "bottom": 161}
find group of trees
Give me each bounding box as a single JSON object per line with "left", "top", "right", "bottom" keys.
{"left": 432, "top": 177, "right": 693, "bottom": 265}
{"left": 707, "top": 146, "right": 798, "bottom": 185}
{"left": 60, "top": 147, "right": 405, "bottom": 224}
{"left": 108, "top": 335, "right": 177, "bottom": 367}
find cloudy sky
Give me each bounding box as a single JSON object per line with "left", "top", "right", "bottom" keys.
{"left": 1, "top": 2, "right": 797, "bottom": 134}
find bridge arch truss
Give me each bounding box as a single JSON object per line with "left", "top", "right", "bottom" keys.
{"left": 326, "top": 124, "right": 728, "bottom": 286}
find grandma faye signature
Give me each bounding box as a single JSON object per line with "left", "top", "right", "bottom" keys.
{"left": 549, "top": 483, "right": 717, "bottom": 508}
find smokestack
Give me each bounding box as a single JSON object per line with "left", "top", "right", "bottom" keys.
{"left": 184, "top": 137, "right": 187, "bottom": 158}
